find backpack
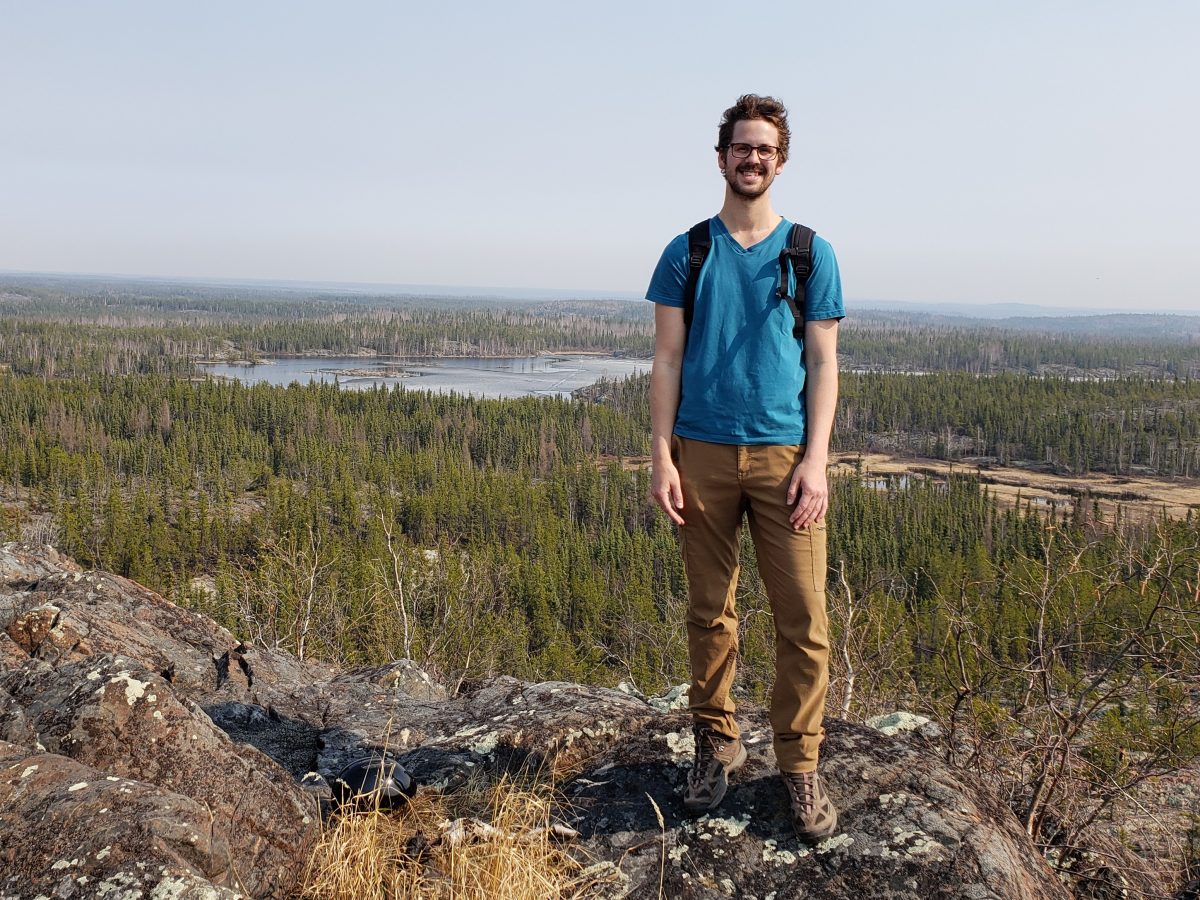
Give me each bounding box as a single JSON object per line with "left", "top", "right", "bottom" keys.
{"left": 682, "top": 219, "right": 815, "bottom": 340}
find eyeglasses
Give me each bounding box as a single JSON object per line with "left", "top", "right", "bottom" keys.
{"left": 726, "top": 143, "right": 780, "bottom": 161}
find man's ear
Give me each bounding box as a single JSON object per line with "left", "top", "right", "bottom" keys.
{"left": 716, "top": 148, "right": 727, "bottom": 174}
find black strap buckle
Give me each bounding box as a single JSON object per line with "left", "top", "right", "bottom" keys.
{"left": 777, "top": 248, "right": 811, "bottom": 301}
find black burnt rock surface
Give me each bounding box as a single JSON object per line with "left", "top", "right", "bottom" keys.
{"left": 564, "top": 711, "right": 1067, "bottom": 900}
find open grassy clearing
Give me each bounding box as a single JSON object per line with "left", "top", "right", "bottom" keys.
{"left": 837, "top": 453, "right": 1200, "bottom": 521}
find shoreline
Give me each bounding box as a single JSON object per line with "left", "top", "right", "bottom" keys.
{"left": 193, "top": 352, "right": 652, "bottom": 399}
{"left": 193, "top": 350, "right": 651, "bottom": 366}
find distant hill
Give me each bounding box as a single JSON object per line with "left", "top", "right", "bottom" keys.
{"left": 981, "top": 313, "right": 1200, "bottom": 339}
{"left": 853, "top": 308, "right": 1200, "bottom": 341}
{"left": 852, "top": 299, "right": 1194, "bottom": 319}
{"left": 2, "top": 272, "right": 1196, "bottom": 341}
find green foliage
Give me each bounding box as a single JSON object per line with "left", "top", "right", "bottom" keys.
{"left": 839, "top": 370, "right": 1200, "bottom": 475}
{"left": 0, "top": 504, "right": 21, "bottom": 542}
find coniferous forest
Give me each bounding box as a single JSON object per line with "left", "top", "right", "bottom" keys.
{"left": 1, "top": 276, "right": 1199, "bottom": 891}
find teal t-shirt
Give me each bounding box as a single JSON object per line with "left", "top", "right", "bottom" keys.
{"left": 646, "top": 217, "right": 844, "bottom": 445}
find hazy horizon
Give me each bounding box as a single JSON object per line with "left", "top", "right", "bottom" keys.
{"left": 3, "top": 2, "right": 1197, "bottom": 312}
{"left": 8, "top": 268, "right": 1200, "bottom": 320}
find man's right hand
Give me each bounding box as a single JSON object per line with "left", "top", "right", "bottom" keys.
{"left": 651, "top": 457, "right": 685, "bottom": 525}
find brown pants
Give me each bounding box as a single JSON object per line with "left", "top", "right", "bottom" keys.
{"left": 674, "top": 436, "right": 830, "bottom": 773}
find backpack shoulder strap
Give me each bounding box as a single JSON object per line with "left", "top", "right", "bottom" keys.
{"left": 776, "top": 223, "right": 815, "bottom": 339}
{"left": 683, "top": 219, "right": 713, "bottom": 334}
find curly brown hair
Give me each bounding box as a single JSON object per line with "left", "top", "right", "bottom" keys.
{"left": 715, "top": 94, "right": 791, "bottom": 164}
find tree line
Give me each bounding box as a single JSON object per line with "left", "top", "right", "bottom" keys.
{"left": 595, "top": 370, "right": 1200, "bottom": 476}
{"left": 4, "top": 276, "right": 1199, "bottom": 379}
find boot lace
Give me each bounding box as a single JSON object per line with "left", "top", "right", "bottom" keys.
{"left": 692, "top": 726, "right": 725, "bottom": 772}
{"left": 783, "top": 770, "right": 816, "bottom": 815}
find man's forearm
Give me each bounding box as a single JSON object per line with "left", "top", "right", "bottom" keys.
{"left": 803, "top": 357, "right": 838, "bottom": 461}
{"left": 650, "top": 358, "right": 682, "bottom": 459}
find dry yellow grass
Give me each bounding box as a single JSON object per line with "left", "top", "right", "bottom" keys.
{"left": 836, "top": 452, "right": 1200, "bottom": 520}
{"left": 300, "top": 774, "right": 588, "bottom": 900}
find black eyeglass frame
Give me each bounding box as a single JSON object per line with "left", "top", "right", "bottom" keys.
{"left": 720, "top": 142, "right": 781, "bottom": 161}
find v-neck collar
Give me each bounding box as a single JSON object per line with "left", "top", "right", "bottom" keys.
{"left": 712, "top": 216, "right": 788, "bottom": 253}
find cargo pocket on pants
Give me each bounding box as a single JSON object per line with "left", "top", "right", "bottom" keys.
{"left": 809, "top": 520, "right": 829, "bottom": 594}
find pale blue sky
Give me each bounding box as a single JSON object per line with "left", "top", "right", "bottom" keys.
{"left": 2, "top": 1, "right": 1197, "bottom": 310}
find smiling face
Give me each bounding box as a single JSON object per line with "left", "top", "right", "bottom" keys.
{"left": 719, "top": 119, "right": 786, "bottom": 200}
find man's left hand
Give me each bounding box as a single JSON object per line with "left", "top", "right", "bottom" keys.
{"left": 787, "top": 455, "right": 828, "bottom": 530}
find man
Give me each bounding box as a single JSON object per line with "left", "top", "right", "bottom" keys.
{"left": 646, "top": 94, "right": 844, "bottom": 841}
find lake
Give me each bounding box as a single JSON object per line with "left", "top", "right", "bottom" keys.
{"left": 198, "top": 355, "right": 651, "bottom": 399}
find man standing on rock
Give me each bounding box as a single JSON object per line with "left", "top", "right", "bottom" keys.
{"left": 647, "top": 94, "right": 844, "bottom": 841}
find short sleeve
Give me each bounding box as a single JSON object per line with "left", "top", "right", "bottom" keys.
{"left": 805, "top": 235, "right": 845, "bottom": 322}
{"left": 645, "top": 232, "right": 690, "bottom": 308}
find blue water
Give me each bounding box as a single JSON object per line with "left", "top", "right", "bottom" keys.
{"left": 198, "top": 355, "right": 650, "bottom": 399}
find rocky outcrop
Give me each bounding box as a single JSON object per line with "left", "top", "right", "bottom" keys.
{"left": 0, "top": 739, "right": 243, "bottom": 899}
{"left": 1, "top": 543, "right": 1073, "bottom": 899}
{"left": 1, "top": 545, "right": 321, "bottom": 899}
{"left": 568, "top": 711, "right": 1068, "bottom": 900}
{"left": 3, "top": 654, "right": 315, "bottom": 897}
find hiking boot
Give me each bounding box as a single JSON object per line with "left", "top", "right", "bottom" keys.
{"left": 683, "top": 725, "right": 747, "bottom": 814}
{"left": 782, "top": 769, "right": 838, "bottom": 842}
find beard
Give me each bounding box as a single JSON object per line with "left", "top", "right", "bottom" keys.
{"left": 724, "top": 161, "right": 773, "bottom": 199}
